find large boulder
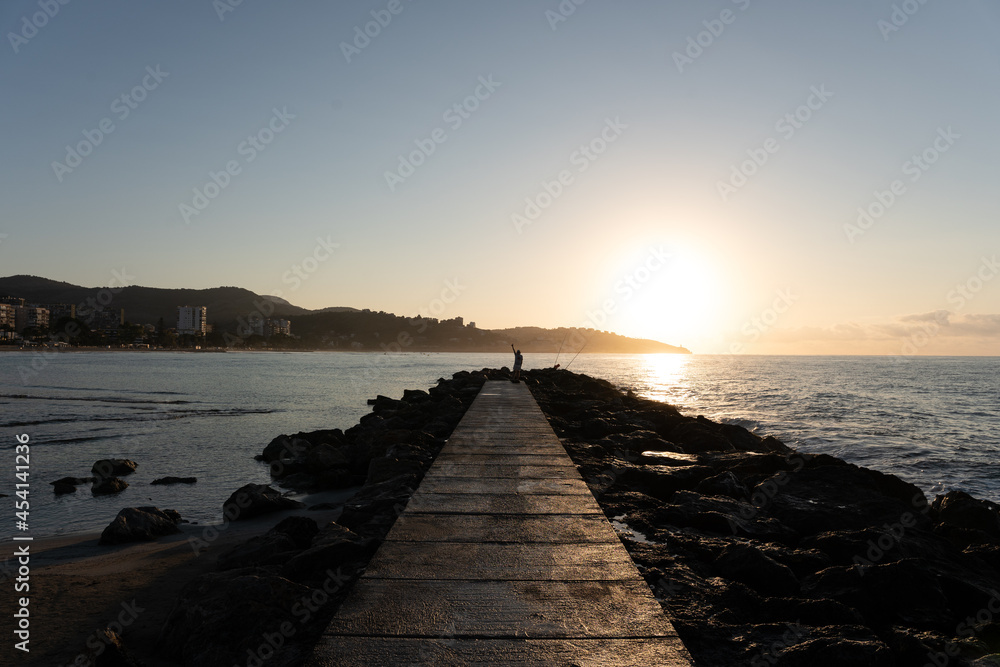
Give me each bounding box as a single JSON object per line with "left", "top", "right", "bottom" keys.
{"left": 216, "top": 517, "right": 318, "bottom": 571}
{"left": 92, "top": 459, "right": 138, "bottom": 478}
{"left": 99, "top": 506, "right": 181, "bottom": 544}
{"left": 221, "top": 484, "right": 304, "bottom": 521}
{"left": 933, "top": 491, "right": 1000, "bottom": 540}
{"left": 50, "top": 476, "right": 94, "bottom": 494}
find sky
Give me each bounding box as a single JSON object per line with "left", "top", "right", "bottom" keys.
{"left": 2, "top": 0, "right": 998, "bottom": 355}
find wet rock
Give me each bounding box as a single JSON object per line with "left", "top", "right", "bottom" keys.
{"left": 216, "top": 517, "right": 317, "bottom": 571}
{"left": 92, "top": 477, "right": 129, "bottom": 496}
{"left": 281, "top": 522, "right": 375, "bottom": 581}
{"left": 933, "top": 490, "right": 1000, "bottom": 540}
{"left": 51, "top": 476, "right": 93, "bottom": 494}
{"left": 92, "top": 458, "right": 138, "bottom": 477}
{"left": 366, "top": 457, "right": 423, "bottom": 485}
{"left": 221, "top": 483, "right": 305, "bottom": 521}
{"left": 99, "top": 506, "right": 181, "bottom": 544}
{"left": 774, "top": 637, "right": 894, "bottom": 667}
{"left": 714, "top": 543, "right": 800, "bottom": 596}
{"left": 150, "top": 476, "right": 197, "bottom": 485}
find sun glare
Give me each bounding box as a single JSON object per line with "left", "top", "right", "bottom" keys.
{"left": 611, "top": 242, "right": 726, "bottom": 350}
{"left": 641, "top": 353, "right": 691, "bottom": 403}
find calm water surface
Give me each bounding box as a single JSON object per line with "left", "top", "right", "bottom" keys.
{"left": 1, "top": 351, "right": 997, "bottom": 537}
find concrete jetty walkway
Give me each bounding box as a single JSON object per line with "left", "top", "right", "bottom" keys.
{"left": 309, "top": 380, "right": 693, "bottom": 665}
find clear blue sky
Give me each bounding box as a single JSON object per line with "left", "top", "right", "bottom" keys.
{"left": 3, "top": 1, "right": 998, "bottom": 354}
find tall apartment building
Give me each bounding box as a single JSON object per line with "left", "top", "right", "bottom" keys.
{"left": 177, "top": 306, "right": 208, "bottom": 335}
{"left": 14, "top": 306, "right": 50, "bottom": 333}
{"left": 264, "top": 319, "right": 291, "bottom": 338}
{"left": 0, "top": 303, "right": 14, "bottom": 331}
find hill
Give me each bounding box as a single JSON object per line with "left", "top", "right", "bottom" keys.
{"left": 0, "top": 275, "right": 690, "bottom": 353}
{"left": 0, "top": 275, "right": 310, "bottom": 330}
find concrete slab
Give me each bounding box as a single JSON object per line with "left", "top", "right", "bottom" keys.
{"left": 309, "top": 637, "right": 693, "bottom": 667}
{"left": 323, "top": 579, "right": 679, "bottom": 638}
{"left": 416, "top": 477, "right": 591, "bottom": 495}
{"left": 404, "top": 493, "right": 603, "bottom": 515}
{"left": 383, "top": 513, "right": 622, "bottom": 544}
{"left": 421, "top": 464, "right": 580, "bottom": 479}
{"left": 307, "top": 380, "right": 692, "bottom": 666}
{"left": 363, "top": 542, "right": 640, "bottom": 580}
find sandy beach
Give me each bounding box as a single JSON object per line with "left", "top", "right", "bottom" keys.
{"left": 2, "top": 502, "right": 345, "bottom": 666}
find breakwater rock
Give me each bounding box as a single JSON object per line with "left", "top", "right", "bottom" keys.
{"left": 157, "top": 370, "right": 485, "bottom": 665}
{"left": 524, "top": 367, "right": 1000, "bottom": 667}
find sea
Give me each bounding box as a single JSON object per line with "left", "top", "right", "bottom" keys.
{"left": 1, "top": 351, "right": 997, "bottom": 539}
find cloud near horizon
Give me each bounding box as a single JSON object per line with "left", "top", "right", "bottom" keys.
{"left": 733, "top": 312, "right": 1000, "bottom": 356}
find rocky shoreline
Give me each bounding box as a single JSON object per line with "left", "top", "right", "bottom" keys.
{"left": 64, "top": 367, "right": 1000, "bottom": 666}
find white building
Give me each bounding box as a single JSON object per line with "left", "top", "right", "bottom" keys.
{"left": 177, "top": 306, "right": 207, "bottom": 335}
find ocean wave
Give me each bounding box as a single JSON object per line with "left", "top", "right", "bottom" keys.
{"left": 0, "top": 393, "right": 193, "bottom": 405}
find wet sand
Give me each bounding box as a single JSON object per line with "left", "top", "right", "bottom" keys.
{"left": 1, "top": 500, "right": 347, "bottom": 666}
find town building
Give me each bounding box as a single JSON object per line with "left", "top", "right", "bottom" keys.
{"left": 264, "top": 319, "right": 291, "bottom": 338}
{"left": 46, "top": 303, "right": 76, "bottom": 324}
{"left": 0, "top": 303, "right": 14, "bottom": 331}
{"left": 177, "top": 306, "right": 208, "bottom": 335}
{"left": 14, "top": 305, "right": 50, "bottom": 333}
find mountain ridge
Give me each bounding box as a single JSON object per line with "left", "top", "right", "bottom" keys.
{"left": 0, "top": 275, "right": 691, "bottom": 353}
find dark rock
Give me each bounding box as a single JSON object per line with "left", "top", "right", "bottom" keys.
{"left": 73, "top": 627, "right": 143, "bottom": 666}
{"left": 99, "top": 506, "right": 181, "bottom": 544}
{"left": 933, "top": 490, "right": 1000, "bottom": 540}
{"left": 51, "top": 476, "right": 89, "bottom": 494}
{"left": 92, "top": 458, "right": 138, "bottom": 478}
{"left": 714, "top": 543, "right": 800, "bottom": 596}
{"left": 150, "top": 476, "right": 197, "bottom": 485}
{"left": 775, "top": 637, "right": 894, "bottom": 667}
{"left": 366, "top": 457, "right": 423, "bottom": 485}
{"left": 92, "top": 477, "right": 129, "bottom": 496}
{"left": 304, "top": 443, "right": 349, "bottom": 471}
{"left": 159, "top": 570, "right": 313, "bottom": 665}
{"left": 281, "top": 522, "right": 374, "bottom": 581}
{"left": 221, "top": 483, "right": 305, "bottom": 521}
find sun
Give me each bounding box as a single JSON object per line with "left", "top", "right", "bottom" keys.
{"left": 610, "top": 243, "right": 727, "bottom": 350}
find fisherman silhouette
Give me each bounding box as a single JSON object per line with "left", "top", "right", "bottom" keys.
{"left": 511, "top": 345, "right": 523, "bottom": 382}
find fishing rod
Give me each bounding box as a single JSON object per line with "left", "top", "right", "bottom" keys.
{"left": 553, "top": 330, "right": 569, "bottom": 368}
{"left": 563, "top": 335, "right": 589, "bottom": 370}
